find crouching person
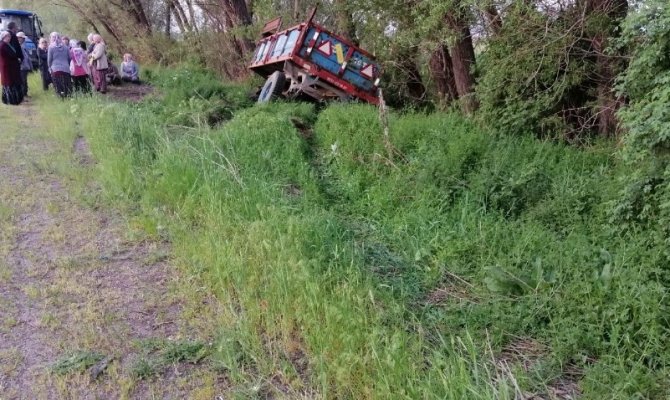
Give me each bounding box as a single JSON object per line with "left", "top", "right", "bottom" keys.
{"left": 105, "top": 54, "right": 121, "bottom": 86}
{"left": 121, "top": 53, "right": 140, "bottom": 84}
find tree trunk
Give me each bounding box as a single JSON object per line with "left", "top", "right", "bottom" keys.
{"left": 429, "top": 45, "right": 458, "bottom": 106}
{"left": 224, "top": 0, "right": 252, "bottom": 25}
{"left": 588, "top": 0, "right": 628, "bottom": 137}
{"left": 173, "top": 0, "right": 193, "bottom": 32}
{"left": 294, "top": 0, "right": 301, "bottom": 20}
{"left": 127, "top": 0, "right": 152, "bottom": 34}
{"left": 222, "top": 0, "right": 254, "bottom": 53}
{"left": 165, "top": 0, "right": 172, "bottom": 37}
{"left": 186, "top": 0, "right": 200, "bottom": 33}
{"left": 334, "top": 0, "right": 358, "bottom": 45}
{"left": 397, "top": 47, "right": 427, "bottom": 103}
{"left": 445, "top": 8, "right": 478, "bottom": 114}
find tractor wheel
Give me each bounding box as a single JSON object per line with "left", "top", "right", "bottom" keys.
{"left": 257, "top": 71, "right": 286, "bottom": 103}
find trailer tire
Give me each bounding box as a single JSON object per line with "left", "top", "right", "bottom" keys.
{"left": 258, "top": 71, "right": 286, "bottom": 103}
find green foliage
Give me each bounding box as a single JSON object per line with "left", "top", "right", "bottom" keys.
{"left": 476, "top": 6, "right": 593, "bottom": 137}
{"left": 146, "top": 66, "right": 254, "bottom": 128}
{"left": 59, "top": 67, "right": 670, "bottom": 398}
{"left": 51, "top": 351, "right": 106, "bottom": 375}
{"left": 613, "top": 2, "right": 670, "bottom": 252}
{"left": 130, "top": 339, "right": 211, "bottom": 379}
{"left": 618, "top": 2, "right": 670, "bottom": 162}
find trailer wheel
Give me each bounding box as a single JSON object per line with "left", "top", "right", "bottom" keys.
{"left": 258, "top": 71, "right": 286, "bottom": 103}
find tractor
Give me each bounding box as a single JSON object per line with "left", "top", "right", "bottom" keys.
{"left": 0, "top": 9, "right": 44, "bottom": 69}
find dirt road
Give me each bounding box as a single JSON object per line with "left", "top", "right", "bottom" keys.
{"left": 0, "top": 99, "right": 222, "bottom": 399}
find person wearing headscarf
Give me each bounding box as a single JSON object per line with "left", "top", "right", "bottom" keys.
{"left": 88, "top": 34, "right": 108, "bottom": 94}
{"left": 85, "top": 33, "right": 96, "bottom": 82}
{"left": 5, "top": 22, "right": 23, "bottom": 96}
{"left": 86, "top": 34, "right": 95, "bottom": 55}
{"left": 121, "top": 53, "right": 140, "bottom": 84}
{"left": 17, "top": 32, "right": 33, "bottom": 97}
{"left": 47, "top": 32, "right": 72, "bottom": 98}
{"left": 37, "top": 38, "right": 52, "bottom": 91}
{"left": 70, "top": 41, "right": 91, "bottom": 94}
{"left": 0, "top": 30, "right": 24, "bottom": 105}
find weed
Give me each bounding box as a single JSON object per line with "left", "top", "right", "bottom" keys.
{"left": 130, "top": 339, "right": 212, "bottom": 380}
{"left": 129, "top": 357, "right": 158, "bottom": 379}
{"left": 51, "top": 351, "right": 106, "bottom": 375}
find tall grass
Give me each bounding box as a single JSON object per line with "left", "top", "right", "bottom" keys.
{"left": 36, "top": 67, "right": 670, "bottom": 398}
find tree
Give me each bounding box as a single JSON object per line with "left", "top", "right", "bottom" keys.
{"left": 586, "top": 0, "right": 628, "bottom": 137}
{"left": 428, "top": 45, "right": 458, "bottom": 106}
{"left": 334, "top": 0, "right": 358, "bottom": 45}
{"left": 444, "top": 2, "right": 478, "bottom": 114}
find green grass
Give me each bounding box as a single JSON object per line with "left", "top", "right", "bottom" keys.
{"left": 51, "top": 351, "right": 106, "bottom": 375}
{"left": 130, "top": 339, "right": 210, "bottom": 379}
{"left": 32, "top": 66, "right": 670, "bottom": 398}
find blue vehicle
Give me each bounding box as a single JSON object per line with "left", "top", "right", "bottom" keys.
{"left": 0, "top": 9, "right": 44, "bottom": 69}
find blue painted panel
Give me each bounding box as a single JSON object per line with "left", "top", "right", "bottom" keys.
{"left": 271, "top": 33, "right": 288, "bottom": 58}
{"left": 0, "top": 9, "right": 34, "bottom": 17}
{"left": 280, "top": 29, "right": 300, "bottom": 57}
{"left": 298, "top": 27, "right": 378, "bottom": 92}
{"left": 24, "top": 38, "right": 36, "bottom": 51}
{"left": 254, "top": 41, "right": 267, "bottom": 63}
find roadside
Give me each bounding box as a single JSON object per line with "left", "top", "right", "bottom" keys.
{"left": 0, "top": 87, "right": 223, "bottom": 399}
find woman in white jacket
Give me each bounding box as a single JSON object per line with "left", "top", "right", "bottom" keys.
{"left": 88, "top": 34, "right": 108, "bottom": 93}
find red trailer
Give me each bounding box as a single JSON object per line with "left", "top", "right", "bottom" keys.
{"left": 249, "top": 9, "right": 381, "bottom": 105}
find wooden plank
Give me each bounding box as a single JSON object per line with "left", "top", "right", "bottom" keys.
{"left": 261, "top": 17, "right": 282, "bottom": 37}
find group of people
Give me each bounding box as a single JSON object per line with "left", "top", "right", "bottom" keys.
{"left": 0, "top": 23, "right": 141, "bottom": 106}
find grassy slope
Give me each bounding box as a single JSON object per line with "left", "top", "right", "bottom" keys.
{"left": 45, "top": 67, "right": 669, "bottom": 398}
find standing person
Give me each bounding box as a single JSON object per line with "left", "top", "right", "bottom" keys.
{"left": 37, "top": 38, "right": 52, "bottom": 91}
{"left": 89, "top": 34, "right": 108, "bottom": 94}
{"left": 70, "top": 41, "right": 90, "bottom": 94}
{"left": 17, "top": 32, "right": 33, "bottom": 97}
{"left": 121, "top": 53, "right": 140, "bottom": 84}
{"left": 62, "top": 36, "right": 70, "bottom": 49}
{"left": 86, "top": 34, "right": 95, "bottom": 56}
{"left": 6, "top": 22, "right": 23, "bottom": 64}
{"left": 86, "top": 33, "right": 95, "bottom": 82}
{"left": 5, "top": 22, "right": 23, "bottom": 95}
{"left": 0, "top": 31, "right": 24, "bottom": 105}
{"left": 47, "top": 32, "right": 72, "bottom": 98}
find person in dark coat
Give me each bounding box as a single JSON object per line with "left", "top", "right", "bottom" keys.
{"left": 0, "top": 30, "right": 24, "bottom": 105}
{"left": 6, "top": 22, "right": 23, "bottom": 63}
{"left": 37, "top": 38, "right": 52, "bottom": 91}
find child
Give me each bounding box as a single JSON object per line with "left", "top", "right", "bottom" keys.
{"left": 120, "top": 53, "right": 140, "bottom": 84}
{"left": 37, "top": 38, "right": 52, "bottom": 91}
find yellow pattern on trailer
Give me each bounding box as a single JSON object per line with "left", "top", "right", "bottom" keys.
{"left": 334, "top": 43, "right": 345, "bottom": 64}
